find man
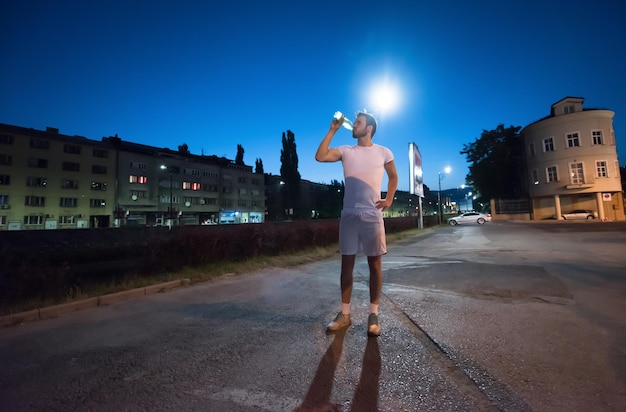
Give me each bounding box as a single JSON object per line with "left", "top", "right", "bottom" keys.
{"left": 315, "top": 111, "right": 398, "bottom": 337}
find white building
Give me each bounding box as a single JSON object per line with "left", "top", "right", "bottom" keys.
{"left": 522, "top": 97, "right": 624, "bottom": 221}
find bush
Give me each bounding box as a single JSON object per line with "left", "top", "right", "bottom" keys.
{"left": 0, "top": 217, "right": 423, "bottom": 314}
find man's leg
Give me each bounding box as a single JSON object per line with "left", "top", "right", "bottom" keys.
{"left": 367, "top": 255, "right": 383, "bottom": 336}
{"left": 340, "top": 254, "right": 356, "bottom": 307}
{"left": 367, "top": 255, "right": 382, "bottom": 310}
{"left": 327, "top": 254, "right": 356, "bottom": 333}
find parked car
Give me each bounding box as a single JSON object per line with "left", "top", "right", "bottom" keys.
{"left": 562, "top": 210, "right": 596, "bottom": 220}
{"left": 447, "top": 211, "right": 492, "bottom": 226}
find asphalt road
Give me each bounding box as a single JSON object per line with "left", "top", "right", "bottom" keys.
{"left": 1, "top": 221, "right": 625, "bottom": 411}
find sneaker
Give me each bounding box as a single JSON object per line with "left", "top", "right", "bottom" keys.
{"left": 367, "top": 313, "right": 381, "bottom": 337}
{"left": 326, "top": 312, "right": 351, "bottom": 333}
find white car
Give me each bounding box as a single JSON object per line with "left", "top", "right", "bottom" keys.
{"left": 562, "top": 210, "right": 596, "bottom": 220}
{"left": 447, "top": 212, "right": 492, "bottom": 226}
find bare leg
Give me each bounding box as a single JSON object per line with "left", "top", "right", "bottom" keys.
{"left": 367, "top": 255, "right": 382, "bottom": 305}
{"left": 340, "top": 254, "right": 356, "bottom": 304}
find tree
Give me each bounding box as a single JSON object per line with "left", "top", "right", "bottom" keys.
{"left": 235, "top": 144, "right": 245, "bottom": 165}
{"left": 460, "top": 124, "right": 526, "bottom": 201}
{"left": 255, "top": 158, "right": 264, "bottom": 174}
{"left": 280, "top": 130, "right": 301, "bottom": 217}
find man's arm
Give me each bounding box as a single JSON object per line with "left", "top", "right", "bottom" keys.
{"left": 315, "top": 119, "right": 343, "bottom": 162}
{"left": 376, "top": 160, "right": 399, "bottom": 210}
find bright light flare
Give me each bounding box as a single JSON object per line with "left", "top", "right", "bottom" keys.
{"left": 368, "top": 78, "right": 402, "bottom": 115}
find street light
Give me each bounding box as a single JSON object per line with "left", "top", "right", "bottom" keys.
{"left": 160, "top": 165, "right": 173, "bottom": 227}
{"left": 438, "top": 167, "right": 451, "bottom": 224}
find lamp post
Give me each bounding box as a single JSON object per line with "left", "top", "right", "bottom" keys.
{"left": 438, "top": 167, "right": 451, "bottom": 225}
{"left": 160, "top": 165, "right": 173, "bottom": 228}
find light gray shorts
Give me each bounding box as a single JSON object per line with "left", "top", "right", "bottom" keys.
{"left": 339, "top": 208, "right": 387, "bottom": 256}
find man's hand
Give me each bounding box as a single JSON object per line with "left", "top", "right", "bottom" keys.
{"left": 375, "top": 197, "right": 393, "bottom": 210}
{"left": 330, "top": 118, "right": 342, "bottom": 132}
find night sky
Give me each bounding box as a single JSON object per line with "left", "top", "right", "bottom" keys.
{"left": 2, "top": 0, "right": 625, "bottom": 192}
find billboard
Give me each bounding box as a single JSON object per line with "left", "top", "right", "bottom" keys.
{"left": 408, "top": 142, "right": 424, "bottom": 197}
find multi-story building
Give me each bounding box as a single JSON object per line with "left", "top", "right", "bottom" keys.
{"left": 100, "top": 136, "right": 266, "bottom": 227}
{"left": 521, "top": 97, "right": 624, "bottom": 221}
{"left": 0, "top": 123, "right": 265, "bottom": 230}
{"left": 0, "top": 124, "right": 116, "bottom": 230}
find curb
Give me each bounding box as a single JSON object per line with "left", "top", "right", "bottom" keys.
{"left": 0, "top": 279, "right": 191, "bottom": 328}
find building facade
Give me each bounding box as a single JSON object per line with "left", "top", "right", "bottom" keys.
{"left": 521, "top": 97, "right": 624, "bottom": 221}
{"left": 0, "top": 124, "right": 116, "bottom": 230}
{"left": 0, "top": 123, "right": 265, "bottom": 230}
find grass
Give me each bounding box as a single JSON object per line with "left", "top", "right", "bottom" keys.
{"left": 2, "top": 228, "right": 426, "bottom": 316}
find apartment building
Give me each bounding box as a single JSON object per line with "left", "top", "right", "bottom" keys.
{"left": 522, "top": 97, "right": 624, "bottom": 221}
{"left": 98, "top": 137, "right": 266, "bottom": 227}
{"left": 0, "top": 124, "right": 116, "bottom": 230}
{"left": 0, "top": 123, "right": 266, "bottom": 230}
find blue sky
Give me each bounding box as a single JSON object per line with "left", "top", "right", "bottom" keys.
{"left": 2, "top": 0, "right": 625, "bottom": 193}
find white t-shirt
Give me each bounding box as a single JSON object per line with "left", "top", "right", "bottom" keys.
{"left": 338, "top": 144, "right": 394, "bottom": 210}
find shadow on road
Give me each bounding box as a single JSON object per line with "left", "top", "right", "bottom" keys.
{"left": 295, "top": 329, "right": 381, "bottom": 412}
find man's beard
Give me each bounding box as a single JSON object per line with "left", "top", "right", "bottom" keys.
{"left": 352, "top": 128, "right": 367, "bottom": 139}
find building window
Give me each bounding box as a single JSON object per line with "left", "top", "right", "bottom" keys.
{"left": 529, "top": 142, "right": 536, "bottom": 156}
{"left": 566, "top": 132, "right": 580, "bottom": 148}
{"left": 129, "top": 175, "right": 148, "bottom": 184}
{"left": 62, "top": 179, "right": 79, "bottom": 189}
{"left": 0, "top": 194, "right": 9, "bottom": 207}
{"left": 596, "top": 161, "right": 608, "bottom": 178}
{"left": 0, "top": 215, "right": 6, "bottom": 225}
{"left": 93, "top": 148, "right": 109, "bottom": 158}
{"left": 91, "top": 181, "right": 107, "bottom": 191}
{"left": 0, "top": 134, "right": 14, "bottom": 144}
{"left": 129, "top": 190, "right": 147, "bottom": 199}
{"left": 592, "top": 130, "right": 604, "bottom": 145}
{"left": 569, "top": 162, "right": 584, "bottom": 184}
{"left": 24, "top": 215, "right": 44, "bottom": 225}
{"left": 28, "top": 157, "right": 48, "bottom": 168}
{"left": 30, "top": 138, "right": 50, "bottom": 149}
{"left": 130, "top": 161, "right": 147, "bottom": 170}
{"left": 60, "top": 197, "right": 78, "bottom": 207}
{"left": 92, "top": 165, "right": 107, "bottom": 174}
{"left": 184, "top": 168, "right": 201, "bottom": 176}
{"left": 90, "top": 198, "right": 106, "bottom": 208}
{"left": 0, "top": 175, "right": 10, "bottom": 185}
{"left": 160, "top": 195, "right": 179, "bottom": 204}
{"left": 63, "top": 144, "right": 82, "bottom": 154}
{"left": 26, "top": 177, "right": 47, "bottom": 187}
{"left": 238, "top": 199, "right": 247, "bottom": 207}
{"left": 203, "top": 170, "right": 219, "bottom": 179}
{"left": 563, "top": 105, "right": 575, "bottom": 114}
{"left": 203, "top": 183, "right": 218, "bottom": 192}
{"left": 543, "top": 137, "right": 554, "bottom": 152}
{"left": 62, "top": 161, "right": 80, "bottom": 172}
{"left": 546, "top": 166, "right": 558, "bottom": 183}
{"left": 25, "top": 196, "right": 46, "bottom": 206}
{"left": 59, "top": 215, "right": 76, "bottom": 224}
{"left": 251, "top": 178, "right": 260, "bottom": 185}
{"left": 0, "top": 154, "right": 13, "bottom": 165}
{"left": 202, "top": 197, "right": 217, "bottom": 205}
{"left": 182, "top": 181, "right": 201, "bottom": 191}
